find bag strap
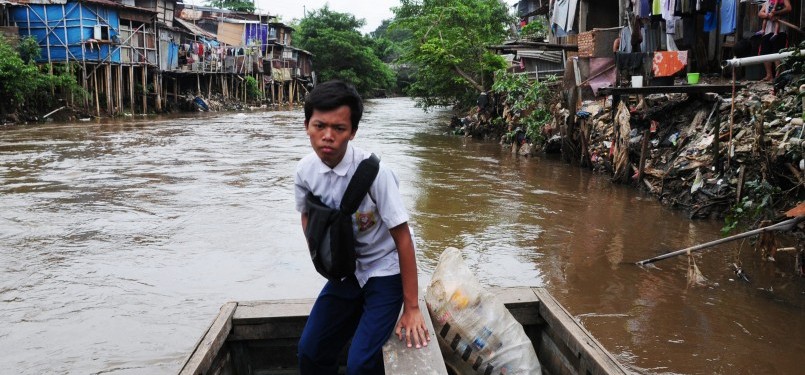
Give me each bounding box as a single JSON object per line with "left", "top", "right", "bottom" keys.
{"left": 340, "top": 153, "right": 380, "bottom": 214}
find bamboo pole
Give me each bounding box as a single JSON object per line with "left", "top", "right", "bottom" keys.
{"left": 636, "top": 216, "right": 805, "bottom": 265}
{"left": 129, "top": 65, "right": 135, "bottom": 114}
{"left": 118, "top": 64, "right": 123, "bottom": 115}
{"left": 142, "top": 66, "right": 147, "bottom": 114}
{"left": 155, "top": 72, "right": 162, "bottom": 112}
{"left": 106, "top": 63, "right": 112, "bottom": 115}
{"left": 93, "top": 68, "right": 100, "bottom": 117}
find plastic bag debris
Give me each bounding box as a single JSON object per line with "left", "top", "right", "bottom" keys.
{"left": 426, "top": 247, "right": 541, "bottom": 374}
{"left": 690, "top": 169, "right": 704, "bottom": 194}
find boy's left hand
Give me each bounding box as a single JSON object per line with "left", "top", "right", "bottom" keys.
{"left": 395, "top": 306, "right": 431, "bottom": 349}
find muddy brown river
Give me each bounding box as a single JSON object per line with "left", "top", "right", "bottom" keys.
{"left": 1, "top": 97, "right": 803, "bottom": 374}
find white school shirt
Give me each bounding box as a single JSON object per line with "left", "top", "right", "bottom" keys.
{"left": 295, "top": 144, "right": 410, "bottom": 287}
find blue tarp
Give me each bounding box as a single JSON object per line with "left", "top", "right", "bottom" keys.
{"left": 244, "top": 23, "right": 268, "bottom": 53}
{"left": 10, "top": 1, "right": 121, "bottom": 63}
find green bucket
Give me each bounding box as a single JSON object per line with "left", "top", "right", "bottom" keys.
{"left": 687, "top": 73, "right": 700, "bottom": 85}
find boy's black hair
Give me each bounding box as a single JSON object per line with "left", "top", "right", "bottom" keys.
{"left": 304, "top": 80, "right": 364, "bottom": 130}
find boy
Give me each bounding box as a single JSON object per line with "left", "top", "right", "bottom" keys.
{"left": 294, "top": 80, "right": 430, "bottom": 374}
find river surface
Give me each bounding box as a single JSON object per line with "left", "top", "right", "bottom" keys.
{"left": 1, "top": 97, "right": 803, "bottom": 375}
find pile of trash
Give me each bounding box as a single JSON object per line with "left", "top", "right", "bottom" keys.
{"left": 548, "top": 80, "right": 804, "bottom": 220}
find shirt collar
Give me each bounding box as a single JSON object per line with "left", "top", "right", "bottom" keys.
{"left": 317, "top": 144, "right": 354, "bottom": 176}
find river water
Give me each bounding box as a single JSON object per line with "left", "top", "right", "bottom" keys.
{"left": 0, "top": 97, "right": 802, "bottom": 374}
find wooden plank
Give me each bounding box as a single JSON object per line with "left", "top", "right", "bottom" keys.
{"left": 598, "top": 84, "right": 743, "bottom": 95}
{"left": 178, "top": 302, "right": 237, "bottom": 375}
{"left": 532, "top": 288, "right": 628, "bottom": 375}
{"left": 492, "top": 287, "right": 543, "bottom": 325}
{"left": 233, "top": 299, "right": 314, "bottom": 322}
{"left": 383, "top": 299, "right": 448, "bottom": 375}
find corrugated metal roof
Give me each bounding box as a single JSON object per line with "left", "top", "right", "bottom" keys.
{"left": 1, "top": 0, "right": 67, "bottom": 5}
{"left": 174, "top": 17, "right": 217, "bottom": 40}
{"left": 85, "top": 0, "right": 156, "bottom": 13}
{"left": 518, "top": 50, "right": 563, "bottom": 63}
{"left": 4, "top": 0, "right": 155, "bottom": 13}
{"left": 219, "top": 17, "right": 259, "bottom": 24}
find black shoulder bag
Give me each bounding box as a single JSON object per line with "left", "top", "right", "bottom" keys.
{"left": 304, "top": 154, "right": 380, "bottom": 280}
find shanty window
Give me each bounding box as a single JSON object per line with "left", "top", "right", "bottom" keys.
{"left": 94, "top": 25, "right": 110, "bottom": 41}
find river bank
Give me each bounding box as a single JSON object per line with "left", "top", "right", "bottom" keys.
{"left": 452, "top": 77, "right": 805, "bottom": 275}
{"left": 462, "top": 79, "right": 804, "bottom": 219}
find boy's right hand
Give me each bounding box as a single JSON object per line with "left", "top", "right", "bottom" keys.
{"left": 395, "top": 306, "right": 431, "bottom": 349}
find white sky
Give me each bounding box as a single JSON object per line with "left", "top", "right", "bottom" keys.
{"left": 187, "top": 1, "right": 521, "bottom": 34}
{"left": 254, "top": 1, "right": 398, "bottom": 33}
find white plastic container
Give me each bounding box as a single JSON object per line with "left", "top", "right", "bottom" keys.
{"left": 631, "top": 75, "right": 644, "bottom": 88}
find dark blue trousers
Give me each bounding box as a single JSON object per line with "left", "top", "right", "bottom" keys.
{"left": 298, "top": 274, "right": 403, "bottom": 375}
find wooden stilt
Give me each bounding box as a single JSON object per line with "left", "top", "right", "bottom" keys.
{"left": 155, "top": 72, "right": 162, "bottom": 112}
{"left": 93, "top": 68, "right": 100, "bottom": 117}
{"left": 174, "top": 77, "right": 178, "bottom": 104}
{"left": 82, "top": 62, "right": 89, "bottom": 110}
{"left": 207, "top": 75, "right": 212, "bottom": 98}
{"left": 142, "top": 66, "right": 147, "bottom": 114}
{"left": 288, "top": 80, "right": 292, "bottom": 107}
{"left": 196, "top": 74, "right": 201, "bottom": 96}
{"left": 162, "top": 76, "right": 167, "bottom": 111}
{"left": 117, "top": 64, "right": 123, "bottom": 115}
{"left": 106, "top": 63, "right": 112, "bottom": 115}
{"left": 129, "top": 65, "right": 135, "bottom": 114}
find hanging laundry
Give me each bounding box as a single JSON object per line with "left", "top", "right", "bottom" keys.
{"left": 653, "top": 0, "right": 662, "bottom": 15}
{"left": 551, "top": 0, "right": 579, "bottom": 33}
{"left": 639, "top": 0, "right": 651, "bottom": 17}
{"left": 619, "top": 25, "right": 633, "bottom": 53}
{"left": 673, "top": 17, "right": 685, "bottom": 40}
{"left": 652, "top": 50, "right": 688, "bottom": 77}
{"left": 703, "top": 11, "right": 716, "bottom": 32}
{"left": 699, "top": 0, "right": 717, "bottom": 12}
{"left": 661, "top": 0, "right": 674, "bottom": 20}
{"left": 720, "top": 0, "right": 737, "bottom": 35}
{"left": 666, "top": 34, "right": 679, "bottom": 51}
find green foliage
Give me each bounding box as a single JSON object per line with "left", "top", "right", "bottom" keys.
{"left": 370, "top": 19, "right": 412, "bottom": 63}
{"left": 0, "top": 36, "right": 86, "bottom": 115}
{"left": 722, "top": 179, "right": 781, "bottom": 235}
{"left": 205, "top": 0, "right": 254, "bottom": 13}
{"left": 296, "top": 6, "right": 394, "bottom": 97}
{"left": 18, "top": 36, "right": 41, "bottom": 64}
{"left": 0, "top": 36, "right": 42, "bottom": 113}
{"left": 781, "top": 42, "right": 805, "bottom": 117}
{"left": 520, "top": 18, "right": 547, "bottom": 40}
{"left": 245, "top": 75, "right": 262, "bottom": 100}
{"left": 393, "top": 0, "right": 513, "bottom": 109}
{"left": 492, "top": 70, "right": 555, "bottom": 142}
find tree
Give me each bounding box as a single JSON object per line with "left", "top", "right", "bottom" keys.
{"left": 206, "top": 0, "right": 254, "bottom": 13}
{"left": 296, "top": 6, "right": 394, "bottom": 97}
{"left": 0, "top": 36, "right": 39, "bottom": 114}
{"left": 393, "top": 0, "right": 513, "bottom": 109}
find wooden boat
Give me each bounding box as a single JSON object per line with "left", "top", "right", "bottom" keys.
{"left": 179, "top": 287, "right": 629, "bottom": 375}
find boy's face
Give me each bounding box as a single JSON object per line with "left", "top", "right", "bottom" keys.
{"left": 305, "top": 105, "right": 356, "bottom": 169}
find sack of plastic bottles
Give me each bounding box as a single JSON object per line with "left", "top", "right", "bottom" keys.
{"left": 425, "top": 247, "right": 541, "bottom": 374}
